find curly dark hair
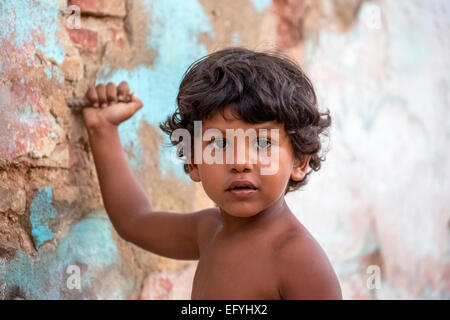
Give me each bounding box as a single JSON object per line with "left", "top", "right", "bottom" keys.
{"left": 159, "top": 47, "right": 331, "bottom": 195}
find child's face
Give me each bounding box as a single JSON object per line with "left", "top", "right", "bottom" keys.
{"left": 187, "top": 105, "right": 311, "bottom": 218}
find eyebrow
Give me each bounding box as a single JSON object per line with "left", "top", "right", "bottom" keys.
{"left": 203, "top": 125, "right": 280, "bottom": 133}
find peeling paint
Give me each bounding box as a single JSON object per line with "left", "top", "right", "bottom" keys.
{"left": 98, "top": 0, "right": 215, "bottom": 179}
{"left": 250, "top": 0, "right": 272, "bottom": 13}
{"left": 44, "top": 65, "right": 65, "bottom": 83}
{"left": 0, "top": 0, "right": 65, "bottom": 65}
{"left": 231, "top": 31, "right": 241, "bottom": 45}
{"left": 290, "top": 0, "right": 450, "bottom": 299}
{"left": 4, "top": 211, "right": 135, "bottom": 299}
{"left": 30, "top": 186, "right": 57, "bottom": 247}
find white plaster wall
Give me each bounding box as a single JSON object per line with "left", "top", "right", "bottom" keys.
{"left": 286, "top": 0, "right": 450, "bottom": 299}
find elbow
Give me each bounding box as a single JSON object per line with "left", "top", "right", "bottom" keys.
{"left": 114, "top": 226, "right": 131, "bottom": 241}
{"left": 111, "top": 221, "right": 134, "bottom": 242}
{"left": 106, "top": 212, "right": 138, "bottom": 242}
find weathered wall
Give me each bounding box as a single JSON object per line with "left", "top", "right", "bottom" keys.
{"left": 1, "top": 0, "right": 448, "bottom": 299}
{"left": 0, "top": 0, "right": 217, "bottom": 300}
{"left": 282, "top": 0, "right": 450, "bottom": 299}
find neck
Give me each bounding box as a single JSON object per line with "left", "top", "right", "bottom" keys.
{"left": 218, "top": 196, "right": 290, "bottom": 235}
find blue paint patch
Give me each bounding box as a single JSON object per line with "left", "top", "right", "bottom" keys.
{"left": 44, "top": 65, "right": 53, "bottom": 79}
{"left": 0, "top": 0, "right": 65, "bottom": 64}
{"left": 250, "top": 0, "right": 272, "bottom": 13}
{"left": 44, "top": 64, "right": 65, "bottom": 83}
{"left": 57, "top": 211, "right": 119, "bottom": 267}
{"left": 30, "top": 186, "right": 58, "bottom": 247}
{"left": 4, "top": 250, "right": 62, "bottom": 299}
{"left": 97, "top": 0, "right": 215, "bottom": 179}
{"left": 231, "top": 31, "right": 241, "bottom": 45}
{"left": 17, "top": 104, "right": 41, "bottom": 123}
{"left": 4, "top": 210, "right": 135, "bottom": 299}
{"left": 17, "top": 103, "right": 58, "bottom": 135}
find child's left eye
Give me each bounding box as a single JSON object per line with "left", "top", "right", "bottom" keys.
{"left": 211, "top": 138, "right": 227, "bottom": 149}
{"left": 254, "top": 138, "right": 271, "bottom": 149}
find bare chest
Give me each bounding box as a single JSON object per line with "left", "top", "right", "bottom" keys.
{"left": 191, "top": 237, "right": 280, "bottom": 299}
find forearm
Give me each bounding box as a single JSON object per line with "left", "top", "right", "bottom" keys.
{"left": 87, "top": 125, "right": 151, "bottom": 236}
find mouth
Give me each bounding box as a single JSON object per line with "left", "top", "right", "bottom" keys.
{"left": 226, "top": 180, "right": 258, "bottom": 197}
{"left": 226, "top": 187, "right": 258, "bottom": 198}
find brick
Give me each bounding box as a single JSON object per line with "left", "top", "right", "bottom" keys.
{"left": 66, "top": 27, "right": 98, "bottom": 54}
{"left": 0, "top": 188, "right": 26, "bottom": 214}
{"left": 59, "top": 55, "right": 84, "bottom": 81}
{"left": 49, "top": 94, "right": 70, "bottom": 119}
{"left": 109, "top": 28, "right": 127, "bottom": 50}
{"left": 138, "top": 265, "right": 196, "bottom": 300}
{"left": 53, "top": 185, "right": 80, "bottom": 204}
{"left": 273, "top": 0, "right": 305, "bottom": 49}
{"left": 69, "top": 146, "right": 86, "bottom": 169}
{"left": 69, "top": 0, "right": 126, "bottom": 18}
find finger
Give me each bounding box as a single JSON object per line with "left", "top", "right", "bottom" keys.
{"left": 85, "top": 87, "right": 99, "bottom": 107}
{"left": 130, "top": 93, "right": 143, "bottom": 110}
{"left": 117, "top": 81, "right": 130, "bottom": 101}
{"left": 96, "top": 84, "right": 107, "bottom": 108}
{"left": 106, "top": 94, "right": 143, "bottom": 125}
{"left": 109, "top": 99, "right": 143, "bottom": 125}
{"left": 106, "top": 82, "right": 117, "bottom": 105}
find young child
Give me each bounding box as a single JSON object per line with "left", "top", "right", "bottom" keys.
{"left": 81, "top": 47, "right": 342, "bottom": 299}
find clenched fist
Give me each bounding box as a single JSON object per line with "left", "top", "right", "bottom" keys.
{"left": 82, "top": 81, "right": 143, "bottom": 130}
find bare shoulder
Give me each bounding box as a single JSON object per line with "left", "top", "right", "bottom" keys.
{"left": 194, "top": 207, "right": 222, "bottom": 252}
{"left": 274, "top": 229, "right": 343, "bottom": 300}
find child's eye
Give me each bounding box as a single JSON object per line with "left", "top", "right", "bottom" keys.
{"left": 211, "top": 139, "right": 227, "bottom": 149}
{"left": 254, "top": 138, "right": 271, "bottom": 149}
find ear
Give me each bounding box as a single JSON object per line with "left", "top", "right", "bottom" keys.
{"left": 291, "top": 155, "right": 312, "bottom": 181}
{"left": 187, "top": 163, "right": 201, "bottom": 182}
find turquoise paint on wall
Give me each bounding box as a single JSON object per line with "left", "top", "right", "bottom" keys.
{"left": 44, "top": 65, "right": 65, "bottom": 82}
{"left": 57, "top": 211, "right": 120, "bottom": 268}
{"left": 30, "top": 186, "right": 58, "bottom": 247}
{"left": 0, "top": 0, "right": 65, "bottom": 64}
{"left": 97, "top": 0, "right": 215, "bottom": 180}
{"left": 232, "top": 31, "right": 241, "bottom": 45}
{"left": 4, "top": 211, "right": 134, "bottom": 299}
{"left": 250, "top": 0, "right": 272, "bottom": 13}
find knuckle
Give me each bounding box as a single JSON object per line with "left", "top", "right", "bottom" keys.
{"left": 85, "top": 87, "right": 92, "bottom": 96}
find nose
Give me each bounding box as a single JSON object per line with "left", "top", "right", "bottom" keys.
{"left": 231, "top": 160, "right": 252, "bottom": 173}
{"left": 227, "top": 136, "right": 257, "bottom": 173}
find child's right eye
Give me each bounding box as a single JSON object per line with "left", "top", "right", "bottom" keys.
{"left": 211, "top": 139, "right": 227, "bottom": 149}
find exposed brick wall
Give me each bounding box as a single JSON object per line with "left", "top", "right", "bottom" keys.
{"left": 0, "top": 0, "right": 212, "bottom": 299}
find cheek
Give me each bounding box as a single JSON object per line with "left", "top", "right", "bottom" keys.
{"left": 198, "top": 165, "right": 224, "bottom": 190}
{"left": 259, "top": 149, "right": 293, "bottom": 188}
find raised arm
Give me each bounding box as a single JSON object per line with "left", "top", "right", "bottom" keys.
{"left": 81, "top": 81, "right": 207, "bottom": 260}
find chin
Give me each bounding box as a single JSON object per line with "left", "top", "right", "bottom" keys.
{"left": 223, "top": 205, "right": 260, "bottom": 218}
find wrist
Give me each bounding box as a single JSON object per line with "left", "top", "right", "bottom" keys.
{"left": 86, "top": 122, "right": 119, "bottom": 138}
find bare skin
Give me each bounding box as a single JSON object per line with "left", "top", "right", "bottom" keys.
{"left": 82, "top": 81, "right": 342, "bottom": 300}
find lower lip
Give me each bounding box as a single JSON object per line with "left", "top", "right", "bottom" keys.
{"left": 227, "top": 188, "right": 258, "bottom": 198}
